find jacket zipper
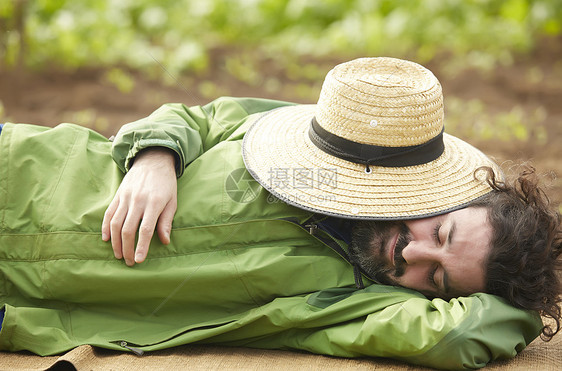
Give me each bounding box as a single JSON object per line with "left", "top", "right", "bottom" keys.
{"left": 304, "top": 223, "right": 318, "bottom": 235}
{"left": 289, "top": 217, "right": 368, "bottom": 289}
{"left": 119, "top": 341, "right": 145, "bottom": 356}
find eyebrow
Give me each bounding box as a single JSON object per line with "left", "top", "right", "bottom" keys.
{"left": 448, "top": 221, "right": 456, "bottom": 246}
{"left": 442, "top": 221, "right": 456, "bottom": 294}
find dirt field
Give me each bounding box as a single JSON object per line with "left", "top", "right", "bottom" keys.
{"left": 1, "top": 38, "right": 561, "bottom": 208}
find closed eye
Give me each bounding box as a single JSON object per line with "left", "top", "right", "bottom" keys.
{"left": 428, "top": 265, "right": 438, "bottom": 287}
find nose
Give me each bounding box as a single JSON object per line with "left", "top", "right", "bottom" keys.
{"left": 401, "top": 240, "right": 440, "bottom": 265}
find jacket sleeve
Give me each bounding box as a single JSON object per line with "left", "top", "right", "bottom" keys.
{"left": 216, "top": 287, "right": 543, "bottom": 370}
{"left": 111, "top": 97, "right": 294, "bottom": 177}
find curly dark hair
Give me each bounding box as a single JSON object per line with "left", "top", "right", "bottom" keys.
{"left": 470, "top": 166, "right": 562, "bottom": 340}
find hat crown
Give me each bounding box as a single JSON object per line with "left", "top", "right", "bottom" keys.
{"left": 315, "top": 57, "right": 444, "bottom": 147}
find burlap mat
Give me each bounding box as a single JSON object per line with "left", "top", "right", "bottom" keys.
{"left": 0, "top": 333, "right": 560, "bottom": 371}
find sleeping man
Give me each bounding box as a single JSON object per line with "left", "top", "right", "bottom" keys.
{"left": 1, "top": 57, "right": 560, "bottom": 369}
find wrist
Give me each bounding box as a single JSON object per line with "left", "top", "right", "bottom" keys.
{"left": 133, "top": 147, "right": 177, "bottom": 170}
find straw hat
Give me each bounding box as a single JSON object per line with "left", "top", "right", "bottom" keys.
{"left": 242, "top": 57, "right": 501, "bottom": 219}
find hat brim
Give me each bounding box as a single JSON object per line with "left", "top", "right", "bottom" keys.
{"left": 242, "top": 105, "right": 499, "bottom": 220}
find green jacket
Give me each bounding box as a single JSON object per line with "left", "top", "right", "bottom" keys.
{"left": 0, "top": 97, "right": 542, "bottom": 369}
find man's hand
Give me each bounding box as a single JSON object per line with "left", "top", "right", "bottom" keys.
{"left": 102, "top": 148, "right": 178, "bottom": 266}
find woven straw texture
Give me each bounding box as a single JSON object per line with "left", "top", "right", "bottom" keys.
{"left": 243, "top": 57, "right": 502, "bottom": 219}
{"left": 316, "top": 57, "right": 443, "bottom": 146}
{"left": 243, "top": 105, "right": 500, "bottom": 219}
{"left": 1, "top": 333, "right": 560, "bottom": 371}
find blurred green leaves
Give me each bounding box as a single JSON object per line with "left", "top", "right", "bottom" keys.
{"left": 445, "top": 97, "right": 549, "bottom": 144}
{"left": 104, "top": 67, "right": 135, "bottom": 93}
{"left": 1, "top": 0, "right": 561, "bottom": 76}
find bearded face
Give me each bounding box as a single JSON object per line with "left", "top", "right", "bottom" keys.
{"left": 349, "top": 220, "right": 411, "bottom": 286}
{"left": 347, "top": 208, "right": 492, "bottom": 299}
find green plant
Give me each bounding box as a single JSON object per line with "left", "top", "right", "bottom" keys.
{"left": 1, "top": 0, "right": 560, "bottom": 76}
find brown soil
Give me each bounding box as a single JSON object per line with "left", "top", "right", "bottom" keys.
{"left": 1, "top": 39, "right": 561, "bottom": 207}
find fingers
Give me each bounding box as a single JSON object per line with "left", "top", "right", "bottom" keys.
{"left": 108, "top": 197, "right": 131, "bottom": 262}
{"left": 156, "top": 198, "right": 177, "bottom": 245}
{"left": 103, "top": 196, "right": 126, "bottom": 260}
{"left": 103, "top": 186, "right": 146, "bottom": 265}
{"left": 102, "top": 148, "right": 178, "bottom": 266}
{"left": 102, "top": 197, "right": 118, "bottom": 242}
{"left": 120, "top": 201, "right": 145, "bottom": 266}
{"left": 134, "top": 204, "right": 161, "bottom": 264}
{"left": 104, "top": 192, "right": 172, "bottom": 266}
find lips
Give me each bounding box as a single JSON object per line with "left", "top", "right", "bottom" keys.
{"left": 388, "top": 231, "right": 399, "bottom": 267}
